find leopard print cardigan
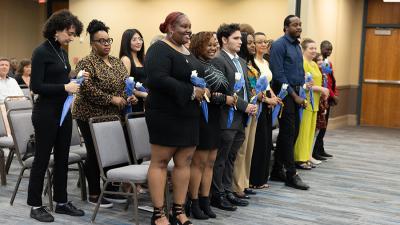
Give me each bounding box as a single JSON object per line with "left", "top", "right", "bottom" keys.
{"left": 72, "top": 52, "right": 128, "bottom": 122}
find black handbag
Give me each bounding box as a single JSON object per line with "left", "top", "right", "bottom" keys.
{"left": 22, "top": 134, "right": 36, "bottom": 161}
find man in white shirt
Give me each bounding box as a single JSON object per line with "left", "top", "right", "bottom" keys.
{"left": 0, "top": 57, "right": 24, "bottom": 135}
{"left": 0, "top": 58, "right": 24, "bottom": 103}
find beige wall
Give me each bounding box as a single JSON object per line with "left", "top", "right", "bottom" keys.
{"left": 0, "top": 0, "right": 46, "bottom": 59}
{"left": 69, "top": 0, "right": 290, "bottom": 65}
{"left": 301, "top": 0, "right": 364, "bottom": 87}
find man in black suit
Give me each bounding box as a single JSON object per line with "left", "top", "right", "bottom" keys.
{"left": 210, "top": 23, "right": 257, "bottom": 211}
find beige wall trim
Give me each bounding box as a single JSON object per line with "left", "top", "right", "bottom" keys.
{"left": 328, "top": 114, "right": 357, "bottom": 130}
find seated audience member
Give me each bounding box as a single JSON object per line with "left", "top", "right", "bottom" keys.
{"left": 0, "top": 57, "right": 24, "bottom": 103}
{"left": 7, "top": 57, "right": 18, "bottom": 78}
{"left": 15, "top": 59, "right": 32, "bottom": 88}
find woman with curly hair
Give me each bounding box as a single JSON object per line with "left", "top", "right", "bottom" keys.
{"left": 28, "top": 9, "right": 84, "bottom": 222}
{"left": 186, "top": 31, "right": 228, "bottom": 220}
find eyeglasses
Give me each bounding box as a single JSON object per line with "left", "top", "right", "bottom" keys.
{"left": 92, "top": 38, "right": 113, "bottom": 45}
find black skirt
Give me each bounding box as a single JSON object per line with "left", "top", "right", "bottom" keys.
{"left": 145, "top": 109, "right": 199, "bottom": 147}
{"left": 197, "top": 104, "right": 221, "bottom": 150}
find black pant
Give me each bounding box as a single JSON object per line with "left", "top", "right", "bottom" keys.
{"left": 272, "top": 95, "right": 300, "bottom": 177}
{"left": 313, "top": 107, "right": 330, "bottom": 155}
{"left": 212, "top": 128, "right": 245, "bottom": 195}
{"left": 250, "top": 104, "right": 273, "bottom": 186}
{"left": 27, "top": 101, "right": 72, "bottom": 206}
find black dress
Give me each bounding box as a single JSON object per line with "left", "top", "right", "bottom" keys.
{"left": 132, "top": 66, "right": 146, "bottom": 112}
{"left": 145, "top": 41, "right": 200, "bottom": 147}
{"left": 197, "top": 60, "right": 229, "bottom": 150}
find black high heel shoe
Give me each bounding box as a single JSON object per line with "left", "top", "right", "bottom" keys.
{"left": 151, "top": 206, "right": 168, "bottom": 225}
{"left": 170, "top": 203, "right": 193, "bottom": 225}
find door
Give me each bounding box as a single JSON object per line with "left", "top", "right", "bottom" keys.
{"left": 360, "top": 0, "right": 400, "bottom": 128}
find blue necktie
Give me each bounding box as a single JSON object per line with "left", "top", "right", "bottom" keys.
{"left": 232, "top": 57, "right": 248, "bottom": 102}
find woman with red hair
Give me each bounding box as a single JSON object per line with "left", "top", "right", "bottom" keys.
{"left": 145, "top": 12, "right": 205, "bottom": 225}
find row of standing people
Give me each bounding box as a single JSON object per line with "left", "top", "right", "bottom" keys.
{"left": 25, "top": 9, "right": 338, "bottom": 225}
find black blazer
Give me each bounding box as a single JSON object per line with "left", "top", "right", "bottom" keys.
{"left": 210, "top": 50, "right": 251, "bottom": 130}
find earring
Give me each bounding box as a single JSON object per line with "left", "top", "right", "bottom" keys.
{"left": 55, "top": 35, "right": 58, "bottom": 41}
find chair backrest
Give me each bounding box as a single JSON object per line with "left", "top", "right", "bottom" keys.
{"left": 7, "top": 108, "right": 34, "bottom": 164}
{"left": 70, "top": 119, "right": 82, "bottom": 146}
{"left": 0, "top": 108, "right": 7, "bottom": 137}
{"left": 21, "top": 88, "right": 30, "bottom": 97}
{"left": 4, "top": 96, "right": 32, "bottom": 112}
{"left": 126, "top": 113, "right": 151, "bottom": 162}
{"left": 89, "top": 116, "right": 130, "bottom": 178}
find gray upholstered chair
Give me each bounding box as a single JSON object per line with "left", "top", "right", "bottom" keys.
{"left": 125, "top": 113, "right": 174, "bottom": 171}
{"left": 69, "top": 119, "right": 87, "bottom": 201}
{"left": 7, "top": 108, "right": 84, "bottom": 210}
{"left": 4, "top": 96, "right": 32, "bottom": 111}
{"left": 125, "top": 112, "right": 171, "bottom": 215}
{"left": 89, "top": 115, "right": 149, "bottom": 225}
{"left": 0, "top": 109, "right": 13, "bottom": 185}
{"left": 3, "top": 96, "right": 32, "bottom": 174}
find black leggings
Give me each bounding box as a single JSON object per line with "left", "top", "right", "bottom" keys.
{"left": 27, "top": 101, "right": 72, "bottom": 206}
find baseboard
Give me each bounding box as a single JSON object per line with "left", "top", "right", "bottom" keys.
{"left": 328, "top": 114, "right": 357, "bottom": 130}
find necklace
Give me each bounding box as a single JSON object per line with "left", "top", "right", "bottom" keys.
{"left": 47, "top": 39, "right": 67, "bottom": 70}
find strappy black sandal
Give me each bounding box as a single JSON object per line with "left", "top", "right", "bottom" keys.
{"left": 151, "top": 206, "right": 169, "bottom": 225}
{"left": 170, "top": 203, "right": 193, "bottom": 225}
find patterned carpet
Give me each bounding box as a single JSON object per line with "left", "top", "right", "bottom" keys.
{"left": 0, "top": 126, "right": 399, "bottom": 225}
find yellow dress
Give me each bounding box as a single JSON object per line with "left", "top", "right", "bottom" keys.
{"left": 294, "top": 59, "right": 322, "bottom": 162}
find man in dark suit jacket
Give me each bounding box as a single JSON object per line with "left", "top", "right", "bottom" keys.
{"left": 210, "top": 23, "right": 257, "bottom": 211}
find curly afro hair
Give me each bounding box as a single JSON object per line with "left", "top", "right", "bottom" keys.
{"left": 86, "top": 19, "right": 110, "bottom": 42}
{"left": 43, "top": 9, "right": 83, "bottom": 39}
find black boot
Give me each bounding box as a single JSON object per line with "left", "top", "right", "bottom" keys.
{"left": 189, "top": 199, "right": 208, "bottom": 220}
{"left": 199, "top": 196, "right": 216, "bottom": 218}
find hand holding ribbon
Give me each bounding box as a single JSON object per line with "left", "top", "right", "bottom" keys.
{"left": 227, "top": 72, "right": 245, "bottom": 128}
{"left": 190, "top": 70, "right": 209, "bottom": 123}
{"left": 271, "top": 84, "right": 288, "bottom": 126}
{"left": 60, "top": 70, "right": 85, "bottom": 126}
{"left": 124, "top": 77, "right": 135, "bottom": 114}
{"left": 306, "top": 72, "right": 315, "bottom": 110}
{"left": 246, "top": 74, "right": 269, "bottom": 125}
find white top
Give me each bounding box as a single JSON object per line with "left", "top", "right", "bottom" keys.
{"left": 254, "top": 58, "right": 273, "bottom": 91}
{"left": 0, "top": 77, "right": 24, "bottom": 103}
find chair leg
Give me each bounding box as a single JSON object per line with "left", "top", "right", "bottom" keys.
{"left": 0, "top": 149, "right": 6, "bottom": 186}
{"left": 91, "top": 181, "right": 108, "bottom": 222}
{"left": 77, "top": 162, "right": 87, "bottom": 201}
{"left": 130, "top": 182, "right": 139, "bottom": 225}
{"left": 46, "top": 169, "right": 53, "bottom": 211}
{"left": 5, "top": 148, "right": 14, "bottom": 174}
{"left": 43, "top": 169, "right": 53, "bottom": 196}
{"left": 10, "top": 167, "right": 25, "bottom": 205}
